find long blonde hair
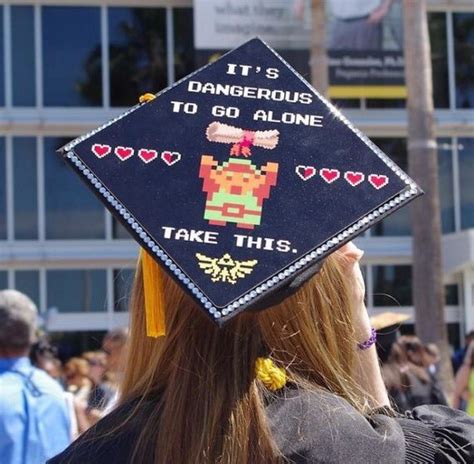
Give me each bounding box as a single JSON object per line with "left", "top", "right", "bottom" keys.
{"left": 120, "top": 253, "right": 367, "bottom": 463}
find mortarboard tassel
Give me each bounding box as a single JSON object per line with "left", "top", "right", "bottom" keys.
{"left": 138, "top": 93, "right": 156, "bottom": 104}
{"left": 140, "top": 248, "right": 166, "bottom": 337}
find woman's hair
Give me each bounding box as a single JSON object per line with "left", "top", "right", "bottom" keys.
{"left": 120, "top": 253, "right": 366, "bottom": 463}
{"left": 30, "top": 336, "right": 58, "bottom": 365}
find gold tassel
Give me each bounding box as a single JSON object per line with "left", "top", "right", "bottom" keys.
{"left": 140, "top": 248, "right": 166, "bottom": 337}
{"left": 139, "top": 93, "right": 156, "bottom": 104}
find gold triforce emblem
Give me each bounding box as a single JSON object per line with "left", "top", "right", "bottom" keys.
{"left": 196, "top": 253, "right": 258, "bottom": 284}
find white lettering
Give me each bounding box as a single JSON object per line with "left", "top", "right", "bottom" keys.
{"left": 175, "top": 228, "right": 190, "bottom": 241}
{"left": 171, "top": 100, "right": 198, "bottom": 114}
{"left": 162, "top": 226, "right": 175, "bottom": 239}
{"left": 211, "top": 105, "right": 240, "bottom": 118}
{"left": 252, "top": 110, "right": 323, "bottom": 127}
{"left": 276, "top": 240, "right": 291, "bottom": 252}
{"left": 161, "top": 227, "right": 219, "bottom": 244}
{"left": 265, "top": 67, "right": 279, "bottom": 79}
{"left": 185, "top": 80, "right": 312, "bottom": 104}
{"left": 226, "top": 63, "right": 237, "bottom": 75}
{"left": 233, "top": 234, "right": 293, "bottom": 253}
{"left": 234, "top": 234, "right": 246, "bottom": 247}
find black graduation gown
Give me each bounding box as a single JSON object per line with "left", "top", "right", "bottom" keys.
{"left": 49, "top": 388, "right": 474, "bottom": 464}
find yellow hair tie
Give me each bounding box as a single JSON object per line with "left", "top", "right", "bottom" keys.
{"left": 139, "top": 93, "right": 156, "bottom": 104}
{"left": 255, "top": 357, "right": 287, "bottom": 391}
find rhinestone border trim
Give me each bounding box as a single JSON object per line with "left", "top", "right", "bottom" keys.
{"left": 67, "top": 149, "right": 418, "bottom": 321}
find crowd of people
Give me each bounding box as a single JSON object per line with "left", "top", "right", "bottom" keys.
{"left": 1, "top": 286, "right": 473, "bottom": 463}
{"left": 0, "top": 289, "right": 129, "bottom": 463}
{"left": 453, "top": 331, "right": 474, "bottom": 415}
{"left": 381, "top": 335, "right": 446, "bottom": 411}
{"left": 30, "top": 328, "right": 129, "bottom": 436}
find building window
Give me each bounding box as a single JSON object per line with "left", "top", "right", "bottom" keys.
{"left": 13, "top": 137, "right": 38, "bottom": 239}
{"left": 11, "top": 6, "right": 36, "bottom": 106}
{"left": 444, "top": 284, "right": 459, "bottom": 305}
{"left": 447, "top": 323, "right": 461, "bottom": 350}
{"left": 47, "top": 269, "right": 107, "bottom": 313}
{"left": 174, "top": 8, "right": 196, "bottom": 82}
{"left": 459, "top": 137, "right": 474, "bottom": 229}
{"left": 373, "top": 265, "right": 412, "bottom": 306}
{"left": 113, "top": 268, "right": 135, "bottom": 312}
{"left": 429, "top": 12, "right": 449, "bottom": 109}
{"left": 108, "top": 7, "right": 167, "bottom": 107}
{"left": 0, "top": 138, "right": 6, "bottom": 240}
{"left": 42, "top": 7, "right": 102, "bottom": 107}
{"left": 453, "top": 13, "right": 474, "bottom": 109}
{"left": 0, "top": 271, "right": 7, "bottom": 289}
{"left": 44, "top": 137, "right": 105, "bottom": 239}
{"left": 371, "top": 138, "right": 411, "bottom": 236}
{"left": 15, "top": 270, "right": 40, "bottom": 308}
{"left": 437, "top": 138, "right": 455, "bottom": 234}
{"left": 0, "top": 7, "right": 4, "bottom": 106}
{"left": 113, "top": 218, "right": 131, "bottom": 240}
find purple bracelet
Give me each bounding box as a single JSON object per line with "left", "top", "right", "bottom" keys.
{"left": 357, "top": 327, "right": 377, "bottom": 350}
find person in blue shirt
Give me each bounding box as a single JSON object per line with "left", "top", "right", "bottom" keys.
{"left": 0, "top": 289, "right": 71, "bottom": 464}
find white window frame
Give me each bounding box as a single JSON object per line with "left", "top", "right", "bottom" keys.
{"left": 0, "top": 2, "right": 472, "bottom": 333}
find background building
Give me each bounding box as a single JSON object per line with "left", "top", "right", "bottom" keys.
{"left": 0, "top": 0, "right": 473, "bottom": 355}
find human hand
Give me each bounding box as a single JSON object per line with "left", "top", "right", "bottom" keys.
{"left": 336, "top": 242, "right": 371, "bottom": 341}
{"left": 336, "top": 241, "right": 365, "bottom": 303}
{"left": 337, "top": 243, "right": 390, "bottom": 407}
{"left": 367, "top": 1, "right": 390, "bottom": 24}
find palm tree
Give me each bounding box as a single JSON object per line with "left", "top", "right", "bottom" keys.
{"left": 403, "top": 0, "right": 453, "bottom": 395}
{"left": 310, "top": 0, "right": 329, "bottom": 96}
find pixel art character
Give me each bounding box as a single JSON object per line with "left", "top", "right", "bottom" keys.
{"left": 199, "top": 155, "right": 279, "bottom": 229}
{"left": 199, "top": 122, "right": 280, "bottom": 229}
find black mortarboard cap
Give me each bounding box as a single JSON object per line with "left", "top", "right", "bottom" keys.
{"left": 59, "top": 38, "right": 422, "bottom": 326}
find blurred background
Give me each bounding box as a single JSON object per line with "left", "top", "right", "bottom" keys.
{"left": 0, "top": 0, "right": 473, "bottom": 361}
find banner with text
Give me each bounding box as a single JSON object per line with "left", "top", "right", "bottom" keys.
{"left": 194, "top": 0, "right": 406, "bottom": 99}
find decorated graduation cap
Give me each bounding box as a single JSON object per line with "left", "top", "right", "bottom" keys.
{"left": 59, "top": 38, "right": 422, "bottom": 334}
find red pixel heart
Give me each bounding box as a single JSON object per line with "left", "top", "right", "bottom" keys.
{"left": 344, "top": 171, "right": 365, "bottom": 186}
{"left": 91, "top": 144, "right": 111, "bottom": 158}
{"left": 295, "top": 165, "right": 316, "bottom": 181}
{"left": 114, "top": 146, "right": 134, "bottom": 161}
{"left": 161, "top": 151, "right": 181, "bottom": 166}
{"left": 138, "top": 148, "right": 158, "bottom": 164}
{"left": 320, "top": 168, "right": 340, "bottom": 184}
{"left": 368, "top": 174, "right": 389, "bottom": 189}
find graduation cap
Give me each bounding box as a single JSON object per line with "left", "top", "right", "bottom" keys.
{"left": 58, "top": 38, "right": 422, "bottom": 333}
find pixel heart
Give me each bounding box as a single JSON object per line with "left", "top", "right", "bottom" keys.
{"left": 161, "top": 151, "right": 181, "bottom": 166}
{"left": 368, "top": 174, "right": 389, "bottom": 189}
{"left": 138, "top": 148, "right": 158, "bottom": 164}
{"left": 320, "top": 168, "right": 340, "bottom": 184}
{"left": 295, "top": 165, "right": 316, "bottom": 181}
{"left": 344, "top": 171, "right": 365, "bottom": 187}
{"left": 91, "top": 143, "right": 111, "bottom": 158}
{"left": 115, "top": 146, "right": 134, "bottom": 161}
